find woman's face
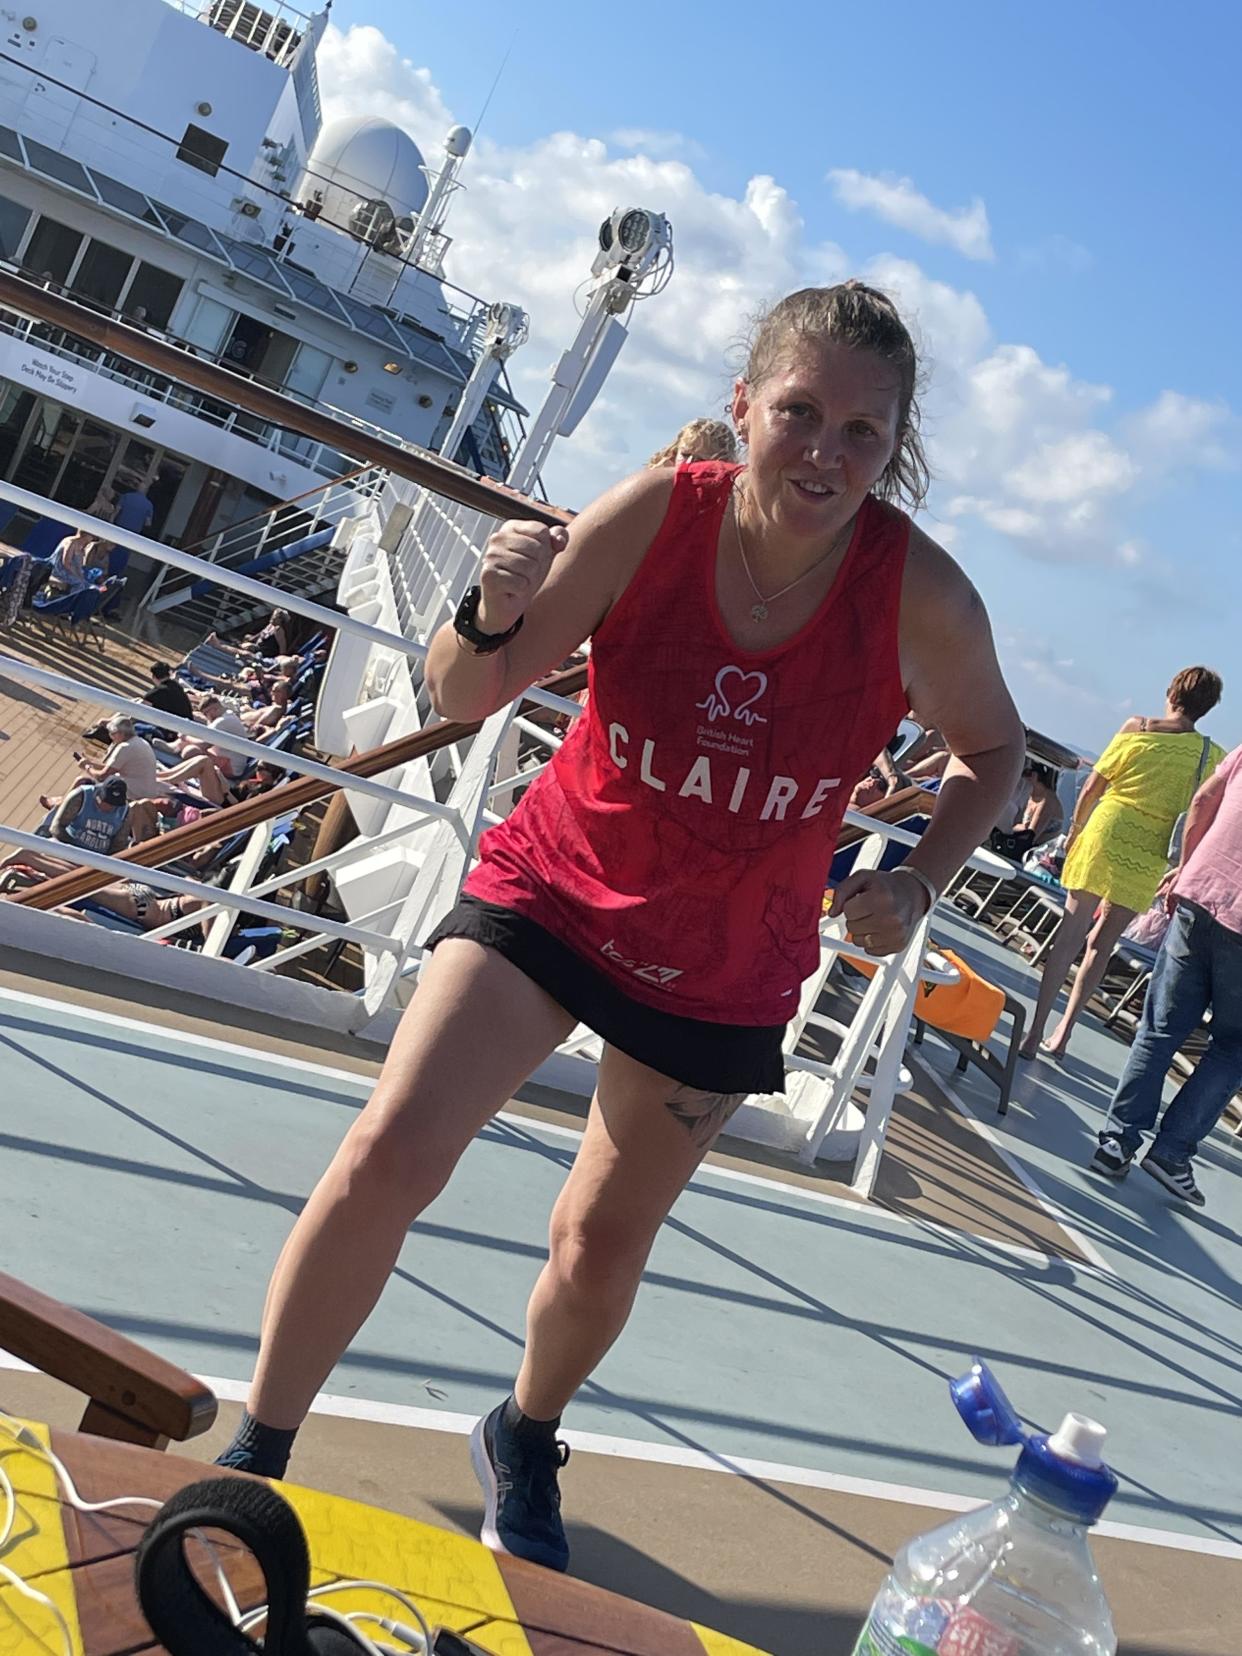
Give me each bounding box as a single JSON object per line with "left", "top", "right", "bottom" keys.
{"left": 731, "top": 338, "right": 900, "bottom": 546}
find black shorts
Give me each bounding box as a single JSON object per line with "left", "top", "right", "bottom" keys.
{"left": 424, "top": 896, "right": 786, "bottom": 1096}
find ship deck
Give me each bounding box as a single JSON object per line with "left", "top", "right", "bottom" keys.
{"left": 0, "top": 607, "right": 180, "bottom": 833}
{"left": 1, "top": 902, "right": 1239, "bottom": 1655}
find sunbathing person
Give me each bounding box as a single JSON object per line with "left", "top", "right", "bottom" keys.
{"left": 0, "top": 778, "right": 131, "bottom": 890}
{"left": 205, "top": 609, "right": 292, "bottom": 663}
{"left": 63, "top": 879, "right": 213, "bottom": 935}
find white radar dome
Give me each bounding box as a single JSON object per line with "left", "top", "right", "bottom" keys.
{"left": 301, "top": 115, "right": 430, "bottom": 231}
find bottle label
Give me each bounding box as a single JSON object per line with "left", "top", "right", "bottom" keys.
{"left": 851, "top": 1614, "right": 937, "bottom": 1656}
{"left": 939, "top": 1608, "right": 1019, "bottom": 1655}
{"left": 852, "top": 1604, "right": 1018, "bottom": 1656}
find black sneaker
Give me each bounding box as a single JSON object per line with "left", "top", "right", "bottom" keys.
{"left": 1089, "top": 1136, "right": 1133, "bottom": 1179}
{"left": 1141, "top": 1150, "right": 1205, "bottom": 1207}
{"left": 470, "top": 1402, "right": 570, "bottom": 1572}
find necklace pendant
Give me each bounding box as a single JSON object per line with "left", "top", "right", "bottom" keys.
{"left": 750, "top": 601, "right": 769, "bottom": 623}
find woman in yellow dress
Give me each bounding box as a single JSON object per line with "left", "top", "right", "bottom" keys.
{"left": 1020, "top": 666, "right": 1225, "bottom": 1060}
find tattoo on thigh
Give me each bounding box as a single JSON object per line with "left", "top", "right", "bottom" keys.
{"left": 664, "top": 1085, "right": 747, "bottom": 1147}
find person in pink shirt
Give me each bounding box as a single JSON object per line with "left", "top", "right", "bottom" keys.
{"left": 1091, "top": 743, "right": 1242, "bottom": 1205}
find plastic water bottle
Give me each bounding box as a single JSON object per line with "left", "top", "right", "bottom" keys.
{"left": 852, "top": 1361, "right": 1118, "bottom": 1655}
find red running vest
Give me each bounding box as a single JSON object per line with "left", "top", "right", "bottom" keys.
{"left": 465, "top": 461, "right": 910, "bottom": 1025}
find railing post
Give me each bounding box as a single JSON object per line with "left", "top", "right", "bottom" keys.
{"left": 202, "top": 820, "right": 273, "bottom": 959}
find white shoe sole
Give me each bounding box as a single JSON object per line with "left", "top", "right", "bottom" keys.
{"left": 1141, "top": 1157, "right": 1204, "bottom": 1206}
{"left": 469, "top": 1415, "right": 507, "bottom": 1556}
{"left": 1089, "top": 1157, "right": 1130, "bottom": 1179}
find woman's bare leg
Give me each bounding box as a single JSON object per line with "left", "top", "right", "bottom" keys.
{"left": 1045, "top": 899, "right": 1137, "bottom": 1054}
{"left": 246, "top": 940, "right": 576, "bottom": 1428}
{"left": 515, "top": 1047, "right": 740, "bottom": 1420}
{"left": 1019, "top": 889, "right": 1099, "bottom": 1057}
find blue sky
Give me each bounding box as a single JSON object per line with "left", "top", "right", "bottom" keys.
{"left": 325, "top": 0, "right": 1241, "bottom": 755}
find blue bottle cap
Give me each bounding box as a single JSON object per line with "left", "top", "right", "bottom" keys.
{"left": 950, "top": 1361, "right": 1025, "bottom": 1447}
{"left": 949, "top": 1361, "right": 1118, "bottom": 1526}
{"left": 1014, "top": 1430, "right": 1119, "bottom": 1526}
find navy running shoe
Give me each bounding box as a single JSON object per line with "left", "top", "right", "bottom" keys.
{"left": 470, "top": 1401, "right": 570, "bottom": 1572}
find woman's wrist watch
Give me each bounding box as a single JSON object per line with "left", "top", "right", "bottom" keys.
{"left": 892, "top": 864, "right": 939, "bottom": 917}
{"left": 453, "top": 585, "right": 524, "bottom": 655}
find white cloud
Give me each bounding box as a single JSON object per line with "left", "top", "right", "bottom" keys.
{"left": 1123, "top": 389, "right": 1240, "bottom": 476}
{"left": 998, "top": 626, "right": 1126, "bottom": 726}
{"left": 610, "top": 128, "right": 707, "bottom": 162}
{"left": 827, "top": 169, "right": 994, "bottom": 261}
{"left": 1007, "top": 432, "right": 1136, "bottom": 505}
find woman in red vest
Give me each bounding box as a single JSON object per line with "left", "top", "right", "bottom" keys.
{"left": 219, "top": 282, "right": 1024, "bottom": 1568}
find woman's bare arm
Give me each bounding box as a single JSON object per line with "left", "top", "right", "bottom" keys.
{"left": 425, "top": 470, "right": 673, "bottom": 721}
{"left": 894, "top": 529, "right": 1026, "bottom": 893}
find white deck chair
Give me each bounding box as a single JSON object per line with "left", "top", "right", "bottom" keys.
{"left": 759, "top": 829, "right": 956, "bottom": 1194}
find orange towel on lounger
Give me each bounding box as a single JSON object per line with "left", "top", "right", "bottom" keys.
{"left": 845, "top": 946, "right": 1005, "bottom": 1044}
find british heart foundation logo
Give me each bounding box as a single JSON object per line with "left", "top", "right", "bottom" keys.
{"left": 695, "top": 665, "right": 769, "bottom": 725}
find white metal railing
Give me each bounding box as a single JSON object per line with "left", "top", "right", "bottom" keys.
{"left": 0, "top": 824, "right": 388, "bottom": 952}
{"left": 0, "top": 655, "right": 460, "bottom": 824}
{"left": 144, "top": 467, "right": 386, "bottom": 615}
{"left": 382, "top": 474, "right": 494, "bottom": 647}
{"left": 0, "top": 311, "right": 356, "bottom": 482}
{"left": 0, "top": 482, "right": 574, "bottom": 1007}
{"left": 168, "top": 0, "right": 310, "bottom": 66}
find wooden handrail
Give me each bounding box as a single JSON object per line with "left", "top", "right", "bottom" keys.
{"left": 0, "top": 271, "right": 571, "bottom": 528}
{"left": 0, "top": 1268, "right": 217, "bottom": 1448}
{"left": 835, "top": 784, "right": 937, "bottom": 849}
{"left": 10, "top": 664, "right": 589, "bottom": 911}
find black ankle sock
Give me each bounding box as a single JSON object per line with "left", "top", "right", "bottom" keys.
{"left": 501, "top": 1394, "right": 561, "bottom": 1438}
{"left": 214, "top": 1409, "right": 298, "bottom": 1478}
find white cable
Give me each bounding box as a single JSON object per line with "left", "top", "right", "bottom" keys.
{"left": 240, "top": 1577, "right": 430, "bottom": 1649}
{"left": 0, "top": 1411, "right": 241, "bottom": 1629}
{"left": 0, "top": 1558, "right": 74, "bottom": 1655}
{"left": 1, "top": 1413, "right": 431, "bottom": 1649}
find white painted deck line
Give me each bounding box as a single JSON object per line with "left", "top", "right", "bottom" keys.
{"left": 6, "top": 1353, "right": 1234, "bottom": 1561}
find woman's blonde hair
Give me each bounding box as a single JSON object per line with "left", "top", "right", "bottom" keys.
{"left": 647, "top": 417, "right": 739, "bottom": 468}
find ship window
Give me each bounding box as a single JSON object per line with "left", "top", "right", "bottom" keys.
{"left": 334, "top": 293, "right": 404, "bottom": 346}
{"left": 123, "top": 263, "right": 183, "bottom": 330}
{"left": 176, "top": 123, "right": 229, "bottom": 178}
{"left": 22, "top": 216, "right": 84, "bottom": 286}
{"left": 73, "top": 240, "right": 133, "bottom": 312}
{"left": 22, "top": 138, "right": 94, "bottom": 195}
{"left": 150, "top": 203, "right": 225, "bottom": 256}
{"left": 217, "top": 235, "right": 288, "bottom": 290}
{"left": 0, "top": 195, "right": 31, "bottom": 260}
{"left": 91, "top": 173, "right": 167, "bottom": 230}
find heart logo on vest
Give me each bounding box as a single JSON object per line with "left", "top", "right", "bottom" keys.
{"left": 696, "top": 666, "right": 769, "bottom": 725}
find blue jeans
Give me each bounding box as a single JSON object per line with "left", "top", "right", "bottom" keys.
{"left": 1103, "top": 902, "right": 1242, "bottom": 1166}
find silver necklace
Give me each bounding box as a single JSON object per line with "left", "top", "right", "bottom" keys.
{"left": 732, "top": 484, "right": 852, "bottom": 623}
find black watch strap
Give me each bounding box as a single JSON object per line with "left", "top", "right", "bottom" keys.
{"left": 453, "top": 585, "right": 524, "bottom": 654}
